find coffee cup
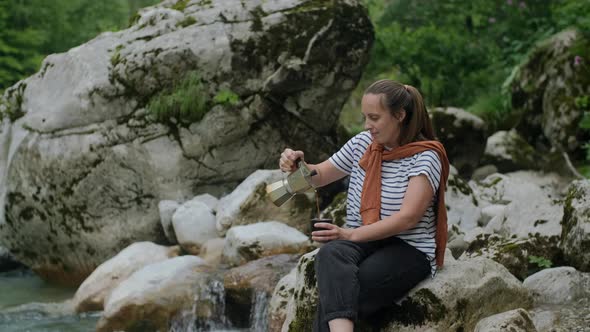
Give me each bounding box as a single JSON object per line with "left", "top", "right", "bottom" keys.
{"left": 310, "top": 218, "right": 333, "bottom": 233}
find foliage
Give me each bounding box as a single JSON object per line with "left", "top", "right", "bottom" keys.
{"left": 147, "top": 71, "right": 209, "bottom": 124}
{"left": 341, "top": 0, "right": 590, "bottom": 132}
{"left": 0, "top": 0, "right": 159, "bottom": 92}
{"left": 528, "top": 255, "right": 553, "bottom": 269}
{"left": 213, "top": 89, "right": 240, "bottom": 107}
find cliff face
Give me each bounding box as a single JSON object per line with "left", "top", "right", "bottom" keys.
{"left": 0, "top": 0, "right": 374, "bottom": 284}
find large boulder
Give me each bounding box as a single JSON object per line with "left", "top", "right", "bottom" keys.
{"left": 560, "top": 179, "right": 590, "bottom": 272}
{"left": 523, "top": 267, "right": 590, "bottom": 305}
{"left": 506, "top": 29, "right": 590, "bottom": 158}
{"left": 481, "top": 130, "right": 540, "bottom": 172}
{"left": 282, "top": 250, "right": 532, "bottom": 332}
{"left": 430, "top": 107, "right": 487, "bottom": 176}
{"left": 474, "top": 308, "right": 537, "bottom": 332}
{"left": 0, "top": 0, "right": 373, "bottom": 284}
{"left": 96, "top": 255, "right": 216, "bottom": 332}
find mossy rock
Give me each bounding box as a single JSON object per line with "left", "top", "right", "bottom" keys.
{"left": 560, "top": 179, "right": 590, "bottom": 272}
{"left": 506, "top": 29, "right": 590, "bottom": 160}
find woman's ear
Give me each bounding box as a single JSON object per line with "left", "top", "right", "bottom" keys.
{"left": 396, "top": 109, "right": 406, "bottom": 123}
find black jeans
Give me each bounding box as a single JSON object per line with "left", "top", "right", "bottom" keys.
{"left": 313, "top": 237, "right": 431, "bottom": 332}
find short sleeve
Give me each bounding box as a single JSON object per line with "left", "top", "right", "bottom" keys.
{"left": 328, "top": 135, "right": 359, "bottom": 174}
{"left": 408, "top": 150, "right": 442, "bottom": 193}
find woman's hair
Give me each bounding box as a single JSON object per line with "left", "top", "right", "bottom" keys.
{"left": 364, "top": 79, "right": 435, "bottom": 145}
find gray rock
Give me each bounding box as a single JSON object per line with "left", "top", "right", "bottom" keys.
{"left": 73, "top": 241, "right": 180, "bottom": 313}
{"left": 445, "top": 172, "right": 481, "bottom": 231}
{"left": 474, "top": 308, "right": 537, "bottom": 332}
{"left": 282, "top": 249, "right": 532, "bottom": 332}
{"left": 172, "top": 199, "right": 218, "bottom": 255}
{"left": 96, "top": 255, "right": 214, "bottom": 332}
{"left": 430, "top": 107, "right": 487, "bottom": 176}
{"left": 222, "top": 221, "right": 310, "bottom": 267}
{"left": 481, "top": 130, "right": 540, "bottom": 172}
{"left": 216, "top": 170, "right": 314, "bottom": 236}
{"left": 506, "top": 29, "right": 590, "bottom": 157}
{"left": 158, "top": 200, "right": 180, "bottom": 243}
{"left": 560, "top": 179, "right": 590, "bottom": 272}
{"left": 523, "top": 266, "right": 590, "bottom": 305}
{"left": 0, "top": 0, "right": 373, "bottom": 283}
{"left": 269, "top": 267, "right": 297, "bottom": 332}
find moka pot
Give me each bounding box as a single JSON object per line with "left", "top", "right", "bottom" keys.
{"left": 266, "top": 159, "right": 317, "bottom": 206}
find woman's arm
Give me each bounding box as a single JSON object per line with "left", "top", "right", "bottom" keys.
{"left": 279, "top": 148, "right": 348, "bottom": 187}
{"left": 311, "top": 174, "right": 435, "bottom": 242}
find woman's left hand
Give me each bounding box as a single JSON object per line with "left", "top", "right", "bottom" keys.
{"left": 311, "top": 223, "right": 354, "bottom": 242}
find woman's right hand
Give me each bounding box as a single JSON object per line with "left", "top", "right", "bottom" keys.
{"left": 279, "top": 148, "right": 305, "bottom": 172}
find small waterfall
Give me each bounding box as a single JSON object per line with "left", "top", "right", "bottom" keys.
{"left": 248, "top": 291, "right": 269, "bottom": 332}
{"left": 169, "top": 279, "right": 233, "bottom": 332}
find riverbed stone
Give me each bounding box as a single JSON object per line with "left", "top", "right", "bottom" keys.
{"left": 471, "top": 171, "right": 567, "bottom": 239}
{"left": 523, "top": 266, "right": 590, "bottom": 305}
{"left": 281, "top": 249, "right": 532, "bottom": 332}
{"left": 481, "top": 130, "right": 540, "bottom": 172}
{"left": 96, "top": 255, "right": 215, "bottom": 332}
{"left": 222, "top": 221, "right": 310, "bottom": 267}
{"left": 473, "top": 308, "right": 537, "bottom": 332}
{"left": 0, "top": 0, "right": 373, "bottom": 284}
{"left": 560, "top": 179, "right": 590, "bottom": 272}
{"left": 172, "top": 199, "right": 217, "bottom": 255}
{"left": 73, "top": 241, "right": 179, "bottom": 313}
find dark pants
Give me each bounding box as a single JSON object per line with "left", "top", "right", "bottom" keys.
{"left": 313, "top": 237, "right": 431, "bottom": 332}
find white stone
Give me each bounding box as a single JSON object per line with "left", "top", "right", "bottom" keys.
{"left": 222, "top": 221, "right": 310, "bottom": 266}
{"left": 474, "top": 308, "right": 537, "bottom": 332}
{"left": 523, "top": 266, "right": 589, "bottom": 305}
{"left": 172, "top": 199, "right": 217, "bottom": 255}
{"left": 73, "top": 242, "right": 179, "bottom": 312}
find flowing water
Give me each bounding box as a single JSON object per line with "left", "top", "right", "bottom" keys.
{"left": 1, "top": 269, "right": 269, "bottom": 332}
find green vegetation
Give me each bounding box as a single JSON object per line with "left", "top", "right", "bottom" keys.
{"left": 0, "top": 0, "right": 160, "bottom": 92}
{"left": 528, "top": 255, "right": 553, "bottom": 269}
{"left": 341, "top": 0, "right": 590, "bottom": 133}
{"left": 213, "top": 89, "right": 240, "bottom": 107}
{"left": 147, "top": 71, "right": 208, "bottom": 123}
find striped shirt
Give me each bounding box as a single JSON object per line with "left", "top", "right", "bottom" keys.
{"left": 329, "top": 131, "right": 442, "bottom": 275}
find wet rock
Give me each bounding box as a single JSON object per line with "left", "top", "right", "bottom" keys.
{"left": 73, "top": 242, "right": 179, "bottom": 313}
{"left": 223, "top": 254, "right": 298, "bottom": 328}
{"left": 96, "top": 255, "right": 216, "bottom": 332}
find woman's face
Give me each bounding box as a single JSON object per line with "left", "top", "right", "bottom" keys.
{"left": 361, "top": 93, "right": 405, "bottom": 148}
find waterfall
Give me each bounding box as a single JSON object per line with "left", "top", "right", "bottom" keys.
{"left": 168, "top": 281, "right": 272, "bottom": 332}
{"left": 169, "top": 279, "right": 233, "bottom": 332}
{"left": 248, "top": 291, "right": 269, "bottom": 332}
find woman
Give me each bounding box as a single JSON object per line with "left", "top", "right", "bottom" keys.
{"left": 279, "top": 79, "right": 450, "bottom": 332}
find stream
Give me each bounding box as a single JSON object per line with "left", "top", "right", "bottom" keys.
{"left": 0, "top": 269, "right": 265, "bottom": 332}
